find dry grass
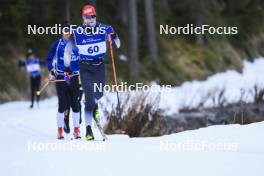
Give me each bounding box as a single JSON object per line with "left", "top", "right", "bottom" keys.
{"left": 104, "top": 92, "right": 169, "bottom": 137}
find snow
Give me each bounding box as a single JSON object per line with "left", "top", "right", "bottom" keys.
{"left": 1, "top": 58, "right": 264, "bottom": 175}
{"left": 0, "top": 98, "right": 264, "bottom": 176}
{"left": 101, "top": 57, "right": 264, "bottom": 115}
{"left": 158, "top": 57, "right": 264, "bottom": 114}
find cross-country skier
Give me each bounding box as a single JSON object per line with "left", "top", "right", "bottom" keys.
{"left": 72, "top": 5, "right": 120, "bottom": 140}
{"left": 19, "top": 49, "right": 42, "bottom": 108}
{"left": 45, "top": 25, "right": 81, "bottom": 139}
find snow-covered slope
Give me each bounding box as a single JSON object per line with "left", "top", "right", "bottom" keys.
{"left": 0, "top": 98, "right": 263, "bottom": 176}
{"left": 158, "top": 57, "right": 264, "bottom": 114}
{"left": 101, "top": 58, "right": 264, "bottom": 115}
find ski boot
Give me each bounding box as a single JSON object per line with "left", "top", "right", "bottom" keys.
{"left": 85, "top": 125, "right": 94, "bottom": 141}
{"left": 57, "top": 127, "right": 64, "bottom": 139}
{"left": 73, "top": 127, "right": 81, "bottom": 139}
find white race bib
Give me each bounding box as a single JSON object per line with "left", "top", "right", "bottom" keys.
{"left": 77, "top": 41, "right": 106, "bottom": 56}
{"left": 26, "top": 64, "right": 40, "bottom": 73}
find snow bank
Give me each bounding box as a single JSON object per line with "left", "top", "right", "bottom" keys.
{"left": 162, "top": 58, "right": 264, "bottom": 114}
{"left": 101, "top": 58, "right": 264, "bottom": 115}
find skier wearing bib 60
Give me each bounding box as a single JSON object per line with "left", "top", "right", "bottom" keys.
{"left": 73, "top": 5, "right": 120, "bottom": 140}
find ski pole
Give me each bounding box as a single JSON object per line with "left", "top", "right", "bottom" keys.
{"left": 36, "top": 79, "right": 65, "bottom": 96}
{"left": 108, "top": 34, "right": 122, "bottom": 118}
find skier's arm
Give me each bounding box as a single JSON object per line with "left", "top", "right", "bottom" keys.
{"left": 45, "top": 41, "right": 59, "bottom": 71}
{"left": 72, "top": 33, "right": 80, "bottom": 56}
{"left": 70, "top": 40, "right": 80, "bottom": 73}
{"left": 72, "top": 42, "right": 80, "bottom": 57}
{"left": 18, "top": 60, "right": 25, "bottom": 68}
{"left": 111, "top": 33, "right": 120, "bottom": 49}
{"left": 107, "top": 26, "right": 121, "bottom": 49}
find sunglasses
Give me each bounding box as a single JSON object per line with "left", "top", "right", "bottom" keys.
{"left": 83, "top": 15, "right": 96, "bottom": 19}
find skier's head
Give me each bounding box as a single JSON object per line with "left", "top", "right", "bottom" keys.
{"left": 63, "top": 31, "right": 71, "bottom": 41}
{"left": 62, "top": 21, "right": 71, "bottom": 41}
{"left": 27, "top": 49, "right": 34, "bottom": 59}
{"left": 82, "top": 5, "right": 96, "bottom": 27}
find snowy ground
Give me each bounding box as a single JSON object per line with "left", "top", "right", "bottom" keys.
{"left": 0, "top": 98, "right": 264, "bottom": 176}
{"left": 1, "top": 58, "right": 264, "bottom": 175}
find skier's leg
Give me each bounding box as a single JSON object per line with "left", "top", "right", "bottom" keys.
{"left": 94, "top": 63, "right": 105, "bottom": 100}
{"left": 78, "top": 86, "right": 83, "bottom": 124}
{"left": 30, "top": 77, "right": 35, "bottom": 108}
{"left": 67, "top": 76, "right": 81, "bottom": 139}
{"left": 63, "top": 108, "right": 70, "bottom": 133}
{"left": 82, "top": 78, "right": 96, "bottom": 126}
{"left": 93, "top": 63, "right": 105, "bottom": 122}
{"left": 56, "top": 112, "right": 64, "bottom": 139}
{"left": 63, "top": 91, "right": 71, "bottom": 134}
{"left": 56, "top": 112, "right": 64, "bottom": 129}
{"left": 93, "top": 63, "right": 107, "bottom": 141}
{"left": 55, "top": 78, "right": 68, "bottom": 139}
{"left": 80, "top": 64, "right": 96, "bottom": 140}
{"left": 69, "top": 77, "right": 80, "bottom": 126}
{"left": 56, "top": 82, "right": 68, "bottom": 113}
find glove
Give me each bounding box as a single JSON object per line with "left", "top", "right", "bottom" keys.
{"left": 110, "top": 33, "right": 120, "bottom": 49}
{"left": 64, "top": 73, "right": 71, "bottom": 84}
{"left": 49, "top": 73, "right": 56, "bottom": 81}
{"left": 50, "top": 68, "right": 57, "bottom": 76}
{"left": 64, "top": 67, "right": 71, "bottom": 74}
{"left": 49, "top": 68, "right": 57, "bottom": 80}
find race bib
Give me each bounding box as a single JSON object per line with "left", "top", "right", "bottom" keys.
{"left": 26, "top": 63, "right": 40, "bottom": 73}
{"left": 77, "top": 41, "right": 107, "bottom": 57}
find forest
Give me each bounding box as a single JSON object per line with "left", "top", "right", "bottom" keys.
{"left": 0, "top": 0, "right": 264, "bottom": 102}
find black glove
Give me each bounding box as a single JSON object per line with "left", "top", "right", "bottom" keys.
{"left": 64, "top": 67, "right": 72, "bottom": 74}
{"left": 50, "top": 68, "right": 57, "bottom": 76}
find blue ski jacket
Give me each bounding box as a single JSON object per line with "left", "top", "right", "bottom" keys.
{"left": 73, "top": 22, "right": 120, "bottom": 61}
{"left": 46, "top": 37, "right": 79, "bottom": 75}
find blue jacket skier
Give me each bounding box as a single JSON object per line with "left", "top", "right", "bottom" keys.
{"left": 46, "top": 27, "right": 81, "bottom": 139}
{"left": 19, "top": 49, "right": 42, "bottom": 108}
{"left": 73, "top": 5, "right": 120, "bottom": 140}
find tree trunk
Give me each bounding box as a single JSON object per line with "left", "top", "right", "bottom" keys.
{"left": 87, "top": 0, "right": 96, "bottom": 6}
{"left": 161, "top": 0, "right": 169, "bottom": 11}
{"left": 127, "top": 0, "right": 139, "bottom": 80}
{"left": 144, "top": 0, "right": 158, "bottom": 63}
{"left": 117, "top": 0, "right": 128, "bottom": 25}
{"left": 65, "top": 0, "right": 71, "bottom": 22}
{"left": 194, "top": 0, "right": 204, "bottom": 45}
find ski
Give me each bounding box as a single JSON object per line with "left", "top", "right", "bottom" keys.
{"left": 94, "top": 120, "right": 108, "bottom": 141}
